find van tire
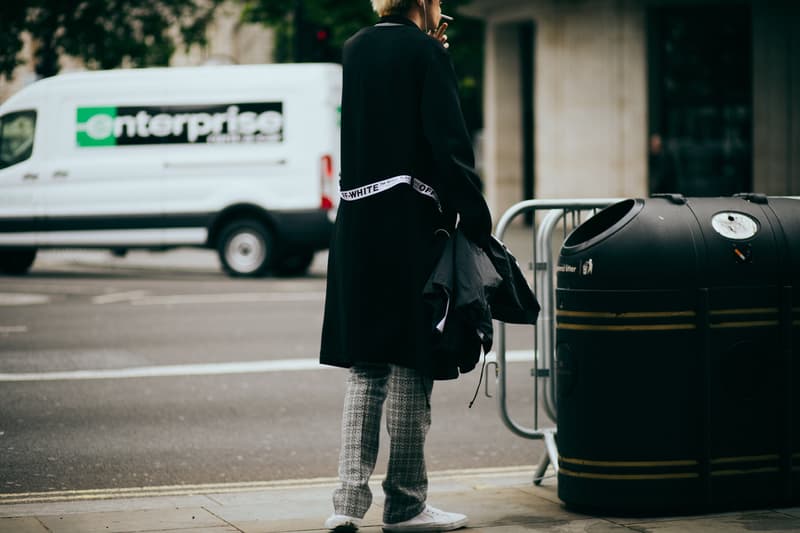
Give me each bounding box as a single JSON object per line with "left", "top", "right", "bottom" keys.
{"left": 0, "top": 249, "right": 37, "bottom": 275}
{"left": 273, "top": 252, "right": 314, "bottom": 277}
{"left": 217, "top": 219, "right": 273, "bottom": 277}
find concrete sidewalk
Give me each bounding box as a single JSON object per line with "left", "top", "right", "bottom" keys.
{"left": 2, "top": 467, "right": 799, "bottom": 533}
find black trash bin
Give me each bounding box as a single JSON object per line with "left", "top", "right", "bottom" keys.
{"left": 555, "top": 194, "right": 799, "bottom": 514}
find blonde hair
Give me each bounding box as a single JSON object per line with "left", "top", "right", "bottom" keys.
{"left": 370, "top": 0, "right": 415, "bottom": 17}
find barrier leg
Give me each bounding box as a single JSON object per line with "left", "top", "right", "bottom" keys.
{"left": 533, "top": 428, "right": 559, "bottom": 485}
{"left": 533, "top": 452, "right": 550, "bottom": 485}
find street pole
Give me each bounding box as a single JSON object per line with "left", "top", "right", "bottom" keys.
{"left": 293, "top": 0, "right": 305, "bottom": 62}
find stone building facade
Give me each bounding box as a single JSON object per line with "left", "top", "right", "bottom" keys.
{"left": 462, "top": 0, "right": 799, "bottom": 217}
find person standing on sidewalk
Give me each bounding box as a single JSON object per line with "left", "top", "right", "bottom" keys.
{"left": 319, "top": 0, "right": 492, "bottom": 531}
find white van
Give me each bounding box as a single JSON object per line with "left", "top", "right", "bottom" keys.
{"left": 0, "top": 63, "right": 341, "bottom": 277}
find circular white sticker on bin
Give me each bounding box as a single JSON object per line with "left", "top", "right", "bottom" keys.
{"left": 711, "top": 212, "right": 759, "bottom": 240}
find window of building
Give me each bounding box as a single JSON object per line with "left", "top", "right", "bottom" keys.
{"left": 647, "top": 5, "right": 752, "bottom": 196}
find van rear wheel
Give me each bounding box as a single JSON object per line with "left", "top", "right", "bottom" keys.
{"left": 218, "top": 219, "right": 272, "bottom": 277}
{"left": 0, "top": 249, "right": 37, "bottom": 275}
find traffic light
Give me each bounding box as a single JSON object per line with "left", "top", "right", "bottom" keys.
{"left": 309, "top": 24, "right": 337, "bottom": 62}
{"left": 290, "top": 1, "right": 338, "bottom": 63}
{"left": 294, "top": 16, "right": 337, "bottom": 62}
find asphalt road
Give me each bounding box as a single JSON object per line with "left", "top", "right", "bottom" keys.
{"left": 0, "top": 250, "right": 548, "bottom": 495}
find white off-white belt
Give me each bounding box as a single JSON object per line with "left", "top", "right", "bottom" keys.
{"left": 340, "top": 175, "right": 442, "bottom": 211}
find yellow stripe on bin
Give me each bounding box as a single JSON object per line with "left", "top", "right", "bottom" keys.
{"left": 710, "top": 320, "right": 780, "bottom": 329}
{"left": 556, "top": 310, "right": 696, "bottom": 319}
{"left": 559, "top": 468, "right": 699, "bottom": 481}
{"left": 711, "top": 467, "right": 780, "bottom": 477}
{"left": 559, "top": 456, "right": 698, "bottom": 468}
{"left": 557, "top": 321, "right": 784, "bottom": 330}
{"left": 710, "top": 454, "right": 780, "bottom": 465}
{"left": 710, "top": 308, "right": 779, "bottom": 316}
{"left": 557, "top": 323, "right": 696, "bottom": 332}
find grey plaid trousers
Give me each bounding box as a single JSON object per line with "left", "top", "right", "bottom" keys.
{"left": 332, "top": 364, "right": 434, "bottom": 524}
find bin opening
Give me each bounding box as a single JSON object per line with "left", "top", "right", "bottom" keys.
{"left": 562, "top": 199, "right": 643, "bottom": 254}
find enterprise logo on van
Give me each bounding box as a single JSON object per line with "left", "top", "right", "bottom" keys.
{"left": 76, "top": 102, "right": 283, "bottom": 147}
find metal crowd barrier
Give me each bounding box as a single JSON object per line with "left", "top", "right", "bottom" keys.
{"left": 493, "top": 198, "right": 624, "bottom": 484}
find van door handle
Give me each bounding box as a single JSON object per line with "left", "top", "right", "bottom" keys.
{"left": 53, "top": 170, "right": 69, "bottom": 178}
{"left": 22, "top": 173, "right": 38, "bottom": 181}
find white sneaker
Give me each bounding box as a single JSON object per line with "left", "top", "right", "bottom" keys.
{"left": 383, "top": 505, "right": 468, "bottom": 532}
{"left": 324, "top": 513, "right": 362, "bottom": 531}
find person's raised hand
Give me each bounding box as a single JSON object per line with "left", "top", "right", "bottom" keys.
{"left": 430, "top": 22, "right": 449, "bottom": 49}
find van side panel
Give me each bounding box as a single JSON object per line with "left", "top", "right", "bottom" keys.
{"left": 36, "top": 83, "right": 167, "bottom": 246}
{"left": 161, "top": 71, "right": 330, "bottom": 216}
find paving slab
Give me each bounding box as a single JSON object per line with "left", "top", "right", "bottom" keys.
{"left": 223, "top": 505, "right": 385, "bottom": 533}
{"left": 0, "top": 494, "right": 216, "bottom": 518}
{"left": 779, "top": 507, "right": 800, "bottom": 518}
{"left": 205, "top": 483, "right": 338, "bottom": 508}
{"left": 425, "top": 488, "right": 577, "bottom": 528}
{"left": 37, "top": 507, "right": 224, "bottom": 533}
{"left": 616, "top": 510, "right": 800, "bottom": 532}
{"left": 0, "top": 516, "right": 48, "bottom": 533}
{"left": 460, "top": 521, "right": 631, "bottom": 533}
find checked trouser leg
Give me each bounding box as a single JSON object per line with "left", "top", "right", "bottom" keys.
{"left": 332, "top": 364, "right": 433, "bottom": 523}
{"left": 381, "top": 365, "right": 433, "bottom": 523}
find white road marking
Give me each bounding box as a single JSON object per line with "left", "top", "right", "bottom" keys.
{"left": 0, "top": 326, "right": 28, "bottom": 334}
{"left": 0, "top": 465, "right": 536, "bottom": 504}
{"left": 92, "top": 290, "right": 149, "bottom": 305}
{"left": 0, "top": 293, "right": 50, "bottom": 306}
{"left": 0, "top": 358, "right": 324, "bottom": 382}
{"left": 0, "top": 350, "right": 534, "bottom": 382}
{"left": 131, "top": 292, "right": 325, "bottom": 306}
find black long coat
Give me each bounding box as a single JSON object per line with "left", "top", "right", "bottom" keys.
{"left": 319, "top": 15, "right": 492, "bottom": 379}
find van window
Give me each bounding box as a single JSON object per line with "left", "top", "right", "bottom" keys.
{"left": 0, "top": 110, "right": 36, "bottom": 169}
